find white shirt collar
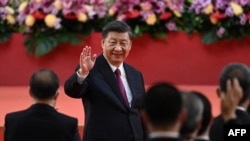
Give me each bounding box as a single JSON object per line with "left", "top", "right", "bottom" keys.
{"left": 108, "top": 62, "right": 125, "bottom": 76}
{"left": 149, "top": 131, "right": 179, "bottom": 139}
{"left": 237, "top": 106, "right": 246, "bottom": 111}
{"left": 195, "top": 136, "right": 210, "bottom": 140}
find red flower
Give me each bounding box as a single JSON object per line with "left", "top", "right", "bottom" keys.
{"left": 125, "top": 10, "right": 140, "bottom": 19}
{"left": 32, "top": 11, "right": 45, "bottom": 19}
{"left": 211, "top": 11, "right": 226, "bottom": 19}
{"left": 246, "top": 12, "right": 250, "bottom": 19}
{"left": 159, "top": 12, "right": 172, "bottom": 20}
{"left": 64, "top": 12, "right": 77, "bottom": 19}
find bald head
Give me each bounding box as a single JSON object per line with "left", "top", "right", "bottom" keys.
{"left": 29, "top": 69, "right": 59, "bottom": 100}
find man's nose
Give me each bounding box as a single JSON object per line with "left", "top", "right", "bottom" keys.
{"left": 114, "top": 45, "right": 122, "bottom": 50}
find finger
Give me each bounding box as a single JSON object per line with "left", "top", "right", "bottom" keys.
{"left": 226, "top": 79, "right": 232, "bottom": 97}
{"left": 87, "top": 46, "right": 91, "bottom": 57}
{"left": 232, "top": 78, "right": 243, "bottom": 100}
{"left": 83, "top": 46, "right": 88, "bottom": 58}
{"left": 92, "top": 54, "right": 97, "bottom": 62}
{"left": 80, "top": 51, "right": 83, "bottom": 68}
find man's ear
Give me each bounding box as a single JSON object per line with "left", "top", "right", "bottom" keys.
{"left": 216, "top": 88, "right": 221, "bottom": 98}
{"left": 29, "top": 88, "right": 33, "bottom": 98}
{"left": 101, "top": 39, "right": 105, "bottom": 48}
{"left": 54, "top": 90, "right": 59, "bottom": 100}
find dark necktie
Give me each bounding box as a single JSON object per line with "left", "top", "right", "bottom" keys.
{"left": 115, "top": 68, "right": 129, "bottom": 107}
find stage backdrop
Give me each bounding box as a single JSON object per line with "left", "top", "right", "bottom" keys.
{"left": 1, "top": 32, "right": 250, "bottom": 86}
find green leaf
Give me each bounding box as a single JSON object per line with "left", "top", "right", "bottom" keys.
{"left": 24, "top": 34, "right": 59, "bottom": 56}
{"left": 152, "top": 32, "right": 167, "bottom": 39}
{"left": 0, "top": 33, "right": 11, "bottom": 43}
{"left": 34, "top": 35, "right": 58, "bottom": 56}
{"left": 202, "top": 30, "right": 220, "bottom": 44}
{"left": 134, "top": 25, "right": 141, "bottom": 36}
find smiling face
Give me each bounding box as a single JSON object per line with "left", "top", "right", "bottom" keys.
{"left": 102, "top": 31, "right": 132, "bottom": 67}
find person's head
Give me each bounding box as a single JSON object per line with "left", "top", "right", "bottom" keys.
{"left": 218, "top": 63, "right": 250, "bottom": 105}
{"left": 180, "top": 91, "right": 204, "bottom": 139}
{"left": 142, "top": 82, "right": 184, "bottom": 132}
{"left": 191, "top": 91, "right": 213, "bottom": 136}
{"left": 101, "top": 20, "right": 134, "bottom": 67}
{"left": 29, "top": 68, "right": 59, "bottom": 102}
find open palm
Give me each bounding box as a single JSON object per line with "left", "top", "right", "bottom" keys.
{"left": 79, "top": 46, "right": 97, "bottom": 75}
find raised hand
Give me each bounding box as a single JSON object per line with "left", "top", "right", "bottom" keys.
{"left": 78, "top": 46, "right": 97, "bottom": 76}
{"left": 220, "top": 78, "right": 243, "bottom": 122}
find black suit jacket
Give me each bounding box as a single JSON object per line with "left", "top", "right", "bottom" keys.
{"left": 64, "top": 54, "right": 146, "bottom": 141}
{"left": 4, "top": 103, "right": 80, "bottom": 141}
{"left": 209, "top": 109, "right": 250, "bottom": 141}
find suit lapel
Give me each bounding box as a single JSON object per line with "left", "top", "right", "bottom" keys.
{"left": 124, "top": 64, "right": 137, "bottom": 108}
{"left": 96, "top": 55, "right": 129, "bottom": 109}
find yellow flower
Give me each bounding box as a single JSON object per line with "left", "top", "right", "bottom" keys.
{"left": 18, "top": 1, "right": 28, "bottom": 12}
{"left": 77, "top": 12, "right": 88, "bottom": 22}
{"left": 53, "top": 0, "right": 63, "bottom": 10}
{"left": 108, "top": 8, "right": 116, "bottom": 16}
{"left": 203, "top": 4, "right": 213, "bottom": 15}
{"left": 6, "top": 14, "right": 16, "bottom": 24}
{"left": 140, "top": 2, "right": 152, "bottom": 11}
{"left": 25, "top": 15, "right": 36, "bottom": 27}
{"left": 5, "top": 6, "right": 14, "bottom": 14}
{"left": 146, "top": 13, "right": 157, "bottom": 25}
{"left": 44, "top": 14, "right": 57, "bottom": 28}
{"left": 84, "top": 5, "right": 93, "bottom": 12}
{"left": 173, "top": 10, "right": 182, "bottom": 17}
{"left": 230, "top": 2, "right": 243, "bottom": 16}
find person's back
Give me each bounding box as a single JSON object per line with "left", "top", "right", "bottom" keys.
{"left": 4, "top": 69, "right": 80, "bottom": 141}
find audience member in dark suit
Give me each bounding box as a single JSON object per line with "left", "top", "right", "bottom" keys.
{"left": 4, "top": 68, "right": 80, "bottom": 141}
{"left": 192, "top": 91, "right": 213, "bottom": 141}
{"left": 141, "top": 82, "right": 185, "bottom": 141}
{"left": 209, "top": 63, "right": 250, "bottom": 141}
{"left": 64, "top": 20, "right": 146, "bottom": 141}
{"left": 179, "top": 91, "right": 204, "bottom": 141}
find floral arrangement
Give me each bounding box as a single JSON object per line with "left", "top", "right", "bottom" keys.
{"left": 0, "top": 0, "right": 15, "bottom": 42}
{"left": 1, "top": 0, "right": 250, "bottom": 56}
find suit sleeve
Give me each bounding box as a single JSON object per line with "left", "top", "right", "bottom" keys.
{"left": 64, "top": 65, "right": 87, "bottom": 98}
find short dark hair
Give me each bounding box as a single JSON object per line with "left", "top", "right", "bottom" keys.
{"left": 29, "top": 69, "right": 59, "bottom": 100}
{"left": 102, "top": 20, "right": 134, "bottom": 39}
{"left": 143, "top": 82, "right": 183, "bottom": 126}
{"left": 219, "top": 63, "right": 250, "bottom": 104}
{"left": 191, "top": 91, "right": 212, "bottom": 136}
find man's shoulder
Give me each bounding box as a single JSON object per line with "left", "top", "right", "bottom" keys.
{"left": 56, "top": 112, "right": 78, "bottom": 122}
{"left": 124, "top": 62, "right": 141, "bottom": 73}
{"left": 5, "top": 109, "right": 28, "bottom": 118}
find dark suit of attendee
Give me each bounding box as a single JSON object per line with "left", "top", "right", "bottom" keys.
{"left": 4, "top": 69, "right": 80, "bottom": 141}
{"left": 209, "top": 63, "right": 250, "bottom": 141}
{"left": 64, "top": 21, "right": 146, "bottom": 141}
{"left": 141, "top": 82, "right": 186, "bottom": 141}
